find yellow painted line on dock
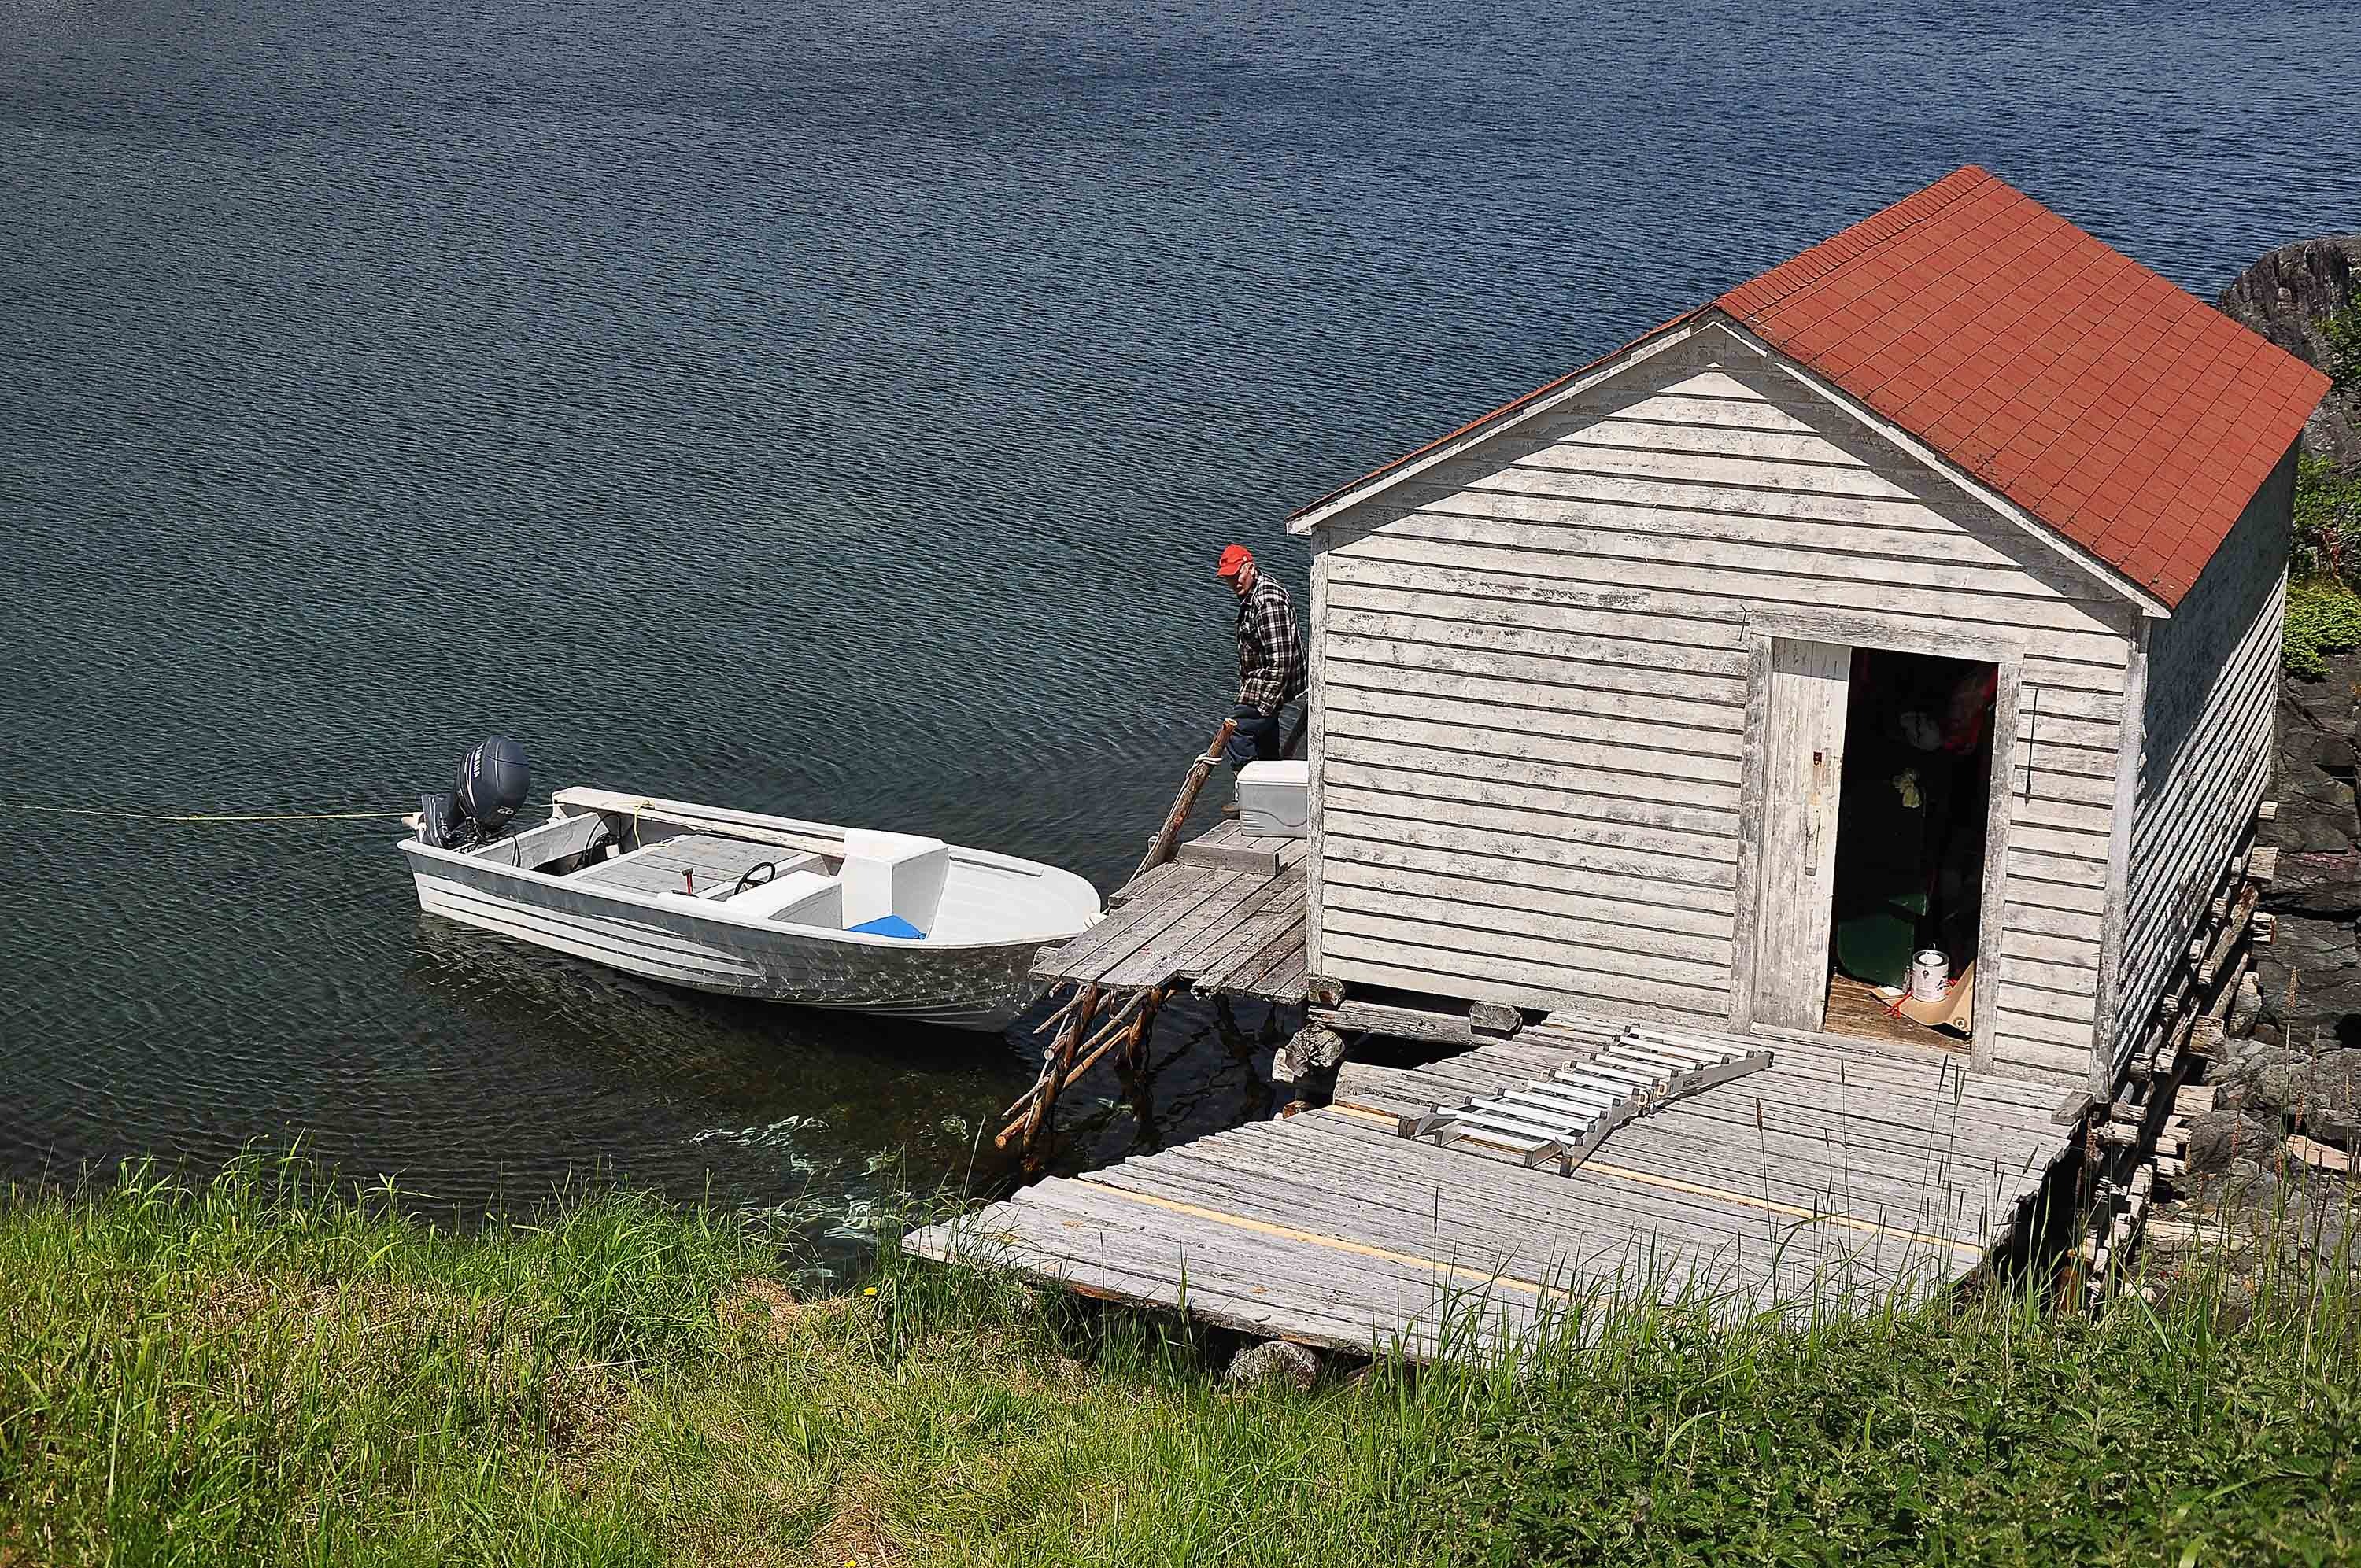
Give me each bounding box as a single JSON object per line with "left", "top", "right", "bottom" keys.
{"left": 1324, "top": 1103, "right": 1984, "bottom": 1260}
{"left": 1076, "top": 1182, "right": 1565, "bottom": 1298}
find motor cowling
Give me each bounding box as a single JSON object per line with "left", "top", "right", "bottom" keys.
{"left": 455, "top": 736, "right": 531, "bottom": 834}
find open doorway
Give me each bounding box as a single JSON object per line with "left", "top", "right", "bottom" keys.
{"left": 1823, "top": 648, "right": 1998, "bottom": 1050}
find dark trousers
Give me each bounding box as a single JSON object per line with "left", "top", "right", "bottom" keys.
{"left": 1225, "top": 704, "right": 1284, "bottom": 770}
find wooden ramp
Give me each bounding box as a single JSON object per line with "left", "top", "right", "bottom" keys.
{"left": 1033, "top": 821, "right": 1309, "bottom": 1002}
{"left": 906, "top": 1013, "right": 2075, "bottom": 1359}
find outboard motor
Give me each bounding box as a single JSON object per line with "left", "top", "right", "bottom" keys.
{"left": 456, "top": 736, "right": 531, "bottom": 833}
{"left": 415, "top": 736, "right": 531, "bottom": 849}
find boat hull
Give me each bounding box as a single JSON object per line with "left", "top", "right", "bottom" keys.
{"left": 406, "top": 847, "right": 1047, "bottom": 1032}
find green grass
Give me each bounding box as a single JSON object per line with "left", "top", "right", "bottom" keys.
{"left": 2282, "top": 576, "right": 2361, "bottom": 677}
{"left": 5, "top": 1155, "right": 2359, "bottom": 1566}
{"left": 2289, "top": 452, "right": 2361, "bottom": 656}
{"left": 2326, "top": 300, "right": 2361, "bottom": 392}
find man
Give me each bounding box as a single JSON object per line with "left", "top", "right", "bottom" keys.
{"left": 1215, "top": 543, "right": 1305, "bottom": 772}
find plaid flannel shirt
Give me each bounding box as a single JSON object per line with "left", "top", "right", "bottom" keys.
{"left": 1235, "top": 574, "right": 1306, "bottom": 715}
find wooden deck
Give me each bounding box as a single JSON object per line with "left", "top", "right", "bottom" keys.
{"left": 1823, "top": 972, "right": 1967, "bottom": 1052}
{"left": 906, "top": 1011, "right": 2075, "bottom": 1359}
{"left": 570, "top": 832, "right": 798, "bottom": 897}
{"left": 1032, "top": 821, "right": 1309, "bottom": 1002}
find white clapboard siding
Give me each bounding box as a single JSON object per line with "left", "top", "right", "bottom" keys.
{"left": 1320, "top": 828, "right": 1736, "bottom": 928}
{"left": 2114, "top": 457, "right": 2294, "bottom": 1075}
{"left": 1310, "top": 323, "right": 2139, "bottom": 1083}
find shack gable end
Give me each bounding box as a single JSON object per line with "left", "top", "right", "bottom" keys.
{"left": 1307, "top": 322, "right": 2141, "bottom": 1085}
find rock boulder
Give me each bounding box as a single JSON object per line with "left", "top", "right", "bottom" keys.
{"left": 1226, "top": 1338, "right": 1322, "bottom": 1391}
{"left": 2218, "top": 235, "right": 2360, "bottom": 466}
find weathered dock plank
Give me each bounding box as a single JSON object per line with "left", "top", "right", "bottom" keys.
{"left": 1033, "top": 823, "right": 1309, "bottom": 1003}
{"left": 908, "top": 1011, "right": 2073, "bottom": 1359}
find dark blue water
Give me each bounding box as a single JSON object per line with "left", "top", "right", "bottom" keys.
{"left": 5, "top": 0, "right": 2356, "bottom": 1246}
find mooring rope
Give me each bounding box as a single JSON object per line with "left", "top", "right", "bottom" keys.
{"left": 1, "top": 801, "right": 412, "bottom": 825}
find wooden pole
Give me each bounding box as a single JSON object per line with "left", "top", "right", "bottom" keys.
{"left": 995, "top": 987, "right": 1162, "bottom": 1149}
{"left": 1132, "top": 718, "right": 1236, "bottom": 884}
{"left": 1001, "top": 987, "right": 1125, "bottom": 1124}
{"left": 994, "top": 719, "right": 1237, "bottom": 1157}
{"left": 1029, "top": 985, "right": 1089, "bottom": 1039}
{"left": 1121, "top": 984, "right": 1169, "bottom": 1070}
{"left": 998, "top": 983, "right": 1104, "bottom": 1151}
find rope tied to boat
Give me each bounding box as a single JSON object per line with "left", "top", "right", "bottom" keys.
{"left": 1, "top": 801, "right": 412, "bottom": 825}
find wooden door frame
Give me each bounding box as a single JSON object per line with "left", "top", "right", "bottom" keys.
{"left": 1730, "top": 611, "right": 2025, "bottom": 1073}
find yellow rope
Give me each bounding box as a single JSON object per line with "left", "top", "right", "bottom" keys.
{"left": 2, "top": 802, "right": 412, "bottom": 824}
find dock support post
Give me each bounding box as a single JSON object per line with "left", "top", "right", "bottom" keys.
{"left": 1005, "top": 983, "right": 1100, "bottom": 1155}
{"left": 996, "top": 984, "right": 1173, "bottom": 1160}
{"left": 1122, "top": 985, "right": 1169, "bottom": 1071}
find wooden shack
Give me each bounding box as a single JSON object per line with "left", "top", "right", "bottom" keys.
{"left": 1287, "top": 167, "right": 2330, "bottom": 1096}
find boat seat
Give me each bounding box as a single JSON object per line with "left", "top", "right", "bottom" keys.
{"left": 840, "top": 828, "right": 948, "bottom": 939}
{"left": 724, "top": 868, "right": 843, "bottom": 928}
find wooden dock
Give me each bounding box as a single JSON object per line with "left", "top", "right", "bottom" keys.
{"left": 992, "top": 817, "right": 1309, "bottom": 1154}
{"left": 910, "top": 1011, "right": 2075, "bottom": 1358}
{"left": 1033, "top": 821, "right": 1309, "bottom": 1002}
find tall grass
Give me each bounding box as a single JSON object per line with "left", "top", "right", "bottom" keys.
{"left": 4, "top": 1154, "right": 2358, "bottom": 1565}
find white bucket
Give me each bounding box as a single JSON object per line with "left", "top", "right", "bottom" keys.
{"left": 1908, "top": 948, "right": 1950, "bottom": 1002}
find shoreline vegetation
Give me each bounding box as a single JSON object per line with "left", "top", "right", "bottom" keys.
{"left": 5, "top": 1157, "right": 2358, "bottom": 1565}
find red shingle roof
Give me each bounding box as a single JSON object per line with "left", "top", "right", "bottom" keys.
{"left": 1717, "top": 166, "right": 2326, "bottom": 607}
{"left": 1295, "top": 168, "right": 2330, "bottom": 611}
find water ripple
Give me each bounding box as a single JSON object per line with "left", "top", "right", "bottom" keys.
{"left": 2, "top": 0, "right": 2356, "bottom": 1228}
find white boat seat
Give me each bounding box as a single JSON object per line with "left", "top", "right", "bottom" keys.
{"left": 724, "top": 868, "right": 843, "bottom": 928}
{"left": 840, "top": 828, "right": 948, "bottom": 938}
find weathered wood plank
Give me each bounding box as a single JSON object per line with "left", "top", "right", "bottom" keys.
{"left": 1324, "top": 685, "right": 1746, "bottom": 772}
{"left": 1094, "top": 873, "right": 1272, "bottom": 991}
{"left": 1322, "top": 864, "right": 1733, "bottom": 965}
{"left": 1321, "top": 830, "right": 1734, "bottom": 924}
{"left": 1321, "top": 795, "right": 1739, "bottom": 891}
{"left": 1334, "top": 530, "right": 2130, "bottom": 644}
{"left": 1323, "top": 658, "right": 1746, "bottom": 735}
{"left": 1323, "top": 751, "right": 1738, "bottom": 838}
{"left": 1174, "top": 838, "right": 1283, "bottom": 876}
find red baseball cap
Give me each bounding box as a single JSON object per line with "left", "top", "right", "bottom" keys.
{"left": 1216, "top": 544, "right": 1254, "bottom": 578}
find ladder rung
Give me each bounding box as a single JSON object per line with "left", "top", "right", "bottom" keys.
{"left": 1553, "top": 1067, "right": 1657, "bottom": 1101}
{"left": 1495, "top": 1090, "right": 1606, "bottom": 1127}
{"left": 1558, "top": 1060, "right": 1658, "bottom": 1091}
{"left": 1603, "top": 1042, "right": 1716, "bottom": 1074}
{"left": 1516, "top": 1079, "right": 1621, "bottom": 1111}
{"left": 1443, "top": 1104, "right": 1567, "bottom": 1142}
{"left": 1458, "top": 1127, "right": 1548, "bottom": 1155}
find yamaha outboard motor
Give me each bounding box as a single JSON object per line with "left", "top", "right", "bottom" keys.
{"left": 456, "top": 736, "right": 531, "bottom": 833}
{"left": 415, "top": 736, "right": 531, "bottom": 849}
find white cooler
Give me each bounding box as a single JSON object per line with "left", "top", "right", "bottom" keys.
{"left": 1235, "top": 759, "right": 1309, "bottom": 839}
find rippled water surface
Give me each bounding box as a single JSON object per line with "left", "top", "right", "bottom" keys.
{"left": 5, "top": 0, "right": 2357, "bottom": 1245}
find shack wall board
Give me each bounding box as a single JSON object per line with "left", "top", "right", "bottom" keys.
{"left": 2112, "top": 448, "right": 2294, "bottom": 1082}
{"left": 1309, "top": 322, "right": 2140, "bottom": 1084}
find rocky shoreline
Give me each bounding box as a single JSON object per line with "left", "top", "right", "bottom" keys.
{"left": 2219, "top": 234, "right": 2361, "bottom": 1048}
{"left": 2129, "top": 237, "right": 2361, "bottom": 1290}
